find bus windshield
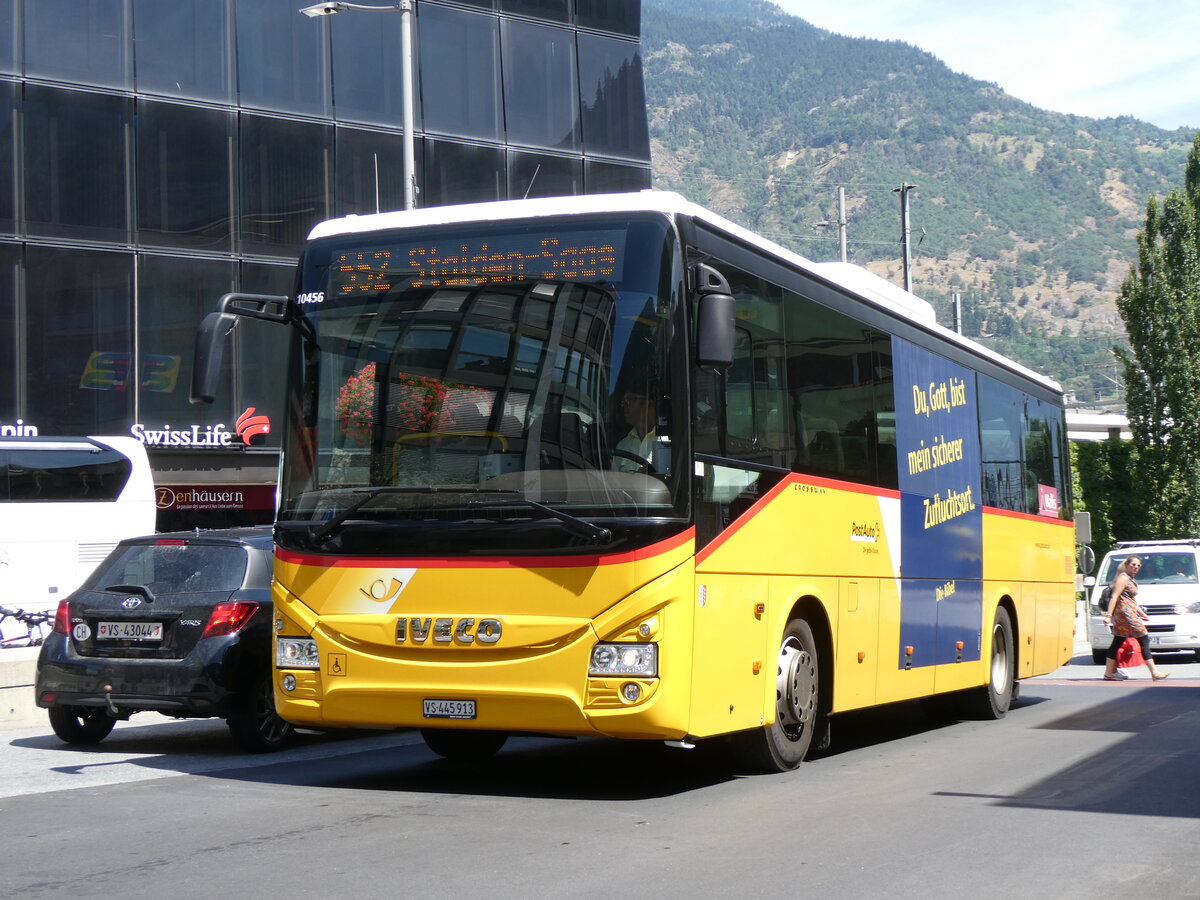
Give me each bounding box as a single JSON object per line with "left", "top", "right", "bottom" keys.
{"left": 277, "top": 213, "right": 687, "bottom": 556}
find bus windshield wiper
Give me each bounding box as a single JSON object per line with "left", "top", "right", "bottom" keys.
{"left": 484, "top": 497, "right": 612, "bottom": 544}
{"left": 309, "top": 486, "right": 610, "bottom": 546}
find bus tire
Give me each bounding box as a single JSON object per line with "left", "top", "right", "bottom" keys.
{"left": 422, "top": 728, "right": 507, "bottom": 761}
{"left": 958, "top": 606, "right": 1015, "bottom": 720}
{"left": 48, "top": 706, "right": 116, "bottom": 744}
{"left": 730, "top": 617, "right": 825, "bottom": 773}
{"left": 227, "top": 672, "right": 296, "bottom": 753}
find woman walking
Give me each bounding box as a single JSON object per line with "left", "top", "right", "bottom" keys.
{"left": 1103, "top": 555, "right": 1170, "bottom": 681}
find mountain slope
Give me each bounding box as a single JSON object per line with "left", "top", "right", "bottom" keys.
{"left": 642, "top": 0, "right": 1196, "bottom": 402}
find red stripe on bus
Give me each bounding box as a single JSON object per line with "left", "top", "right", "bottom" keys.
{"left": 275, "top": 527, "right": 696, "bottom": 569}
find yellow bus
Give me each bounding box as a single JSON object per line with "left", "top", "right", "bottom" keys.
{"left": 193, "top": 191, "right": 1078, "bottom": 771}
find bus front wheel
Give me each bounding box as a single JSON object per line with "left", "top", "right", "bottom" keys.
{"left": 730, "top": 617, "right": 826, "bottom": 773}
{"left": 958, "top": 606, "right": 1015, "bottom": 720}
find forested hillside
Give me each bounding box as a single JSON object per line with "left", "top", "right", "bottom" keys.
{"left": 642, "top": 0, "right": 1197, "bottom": 403}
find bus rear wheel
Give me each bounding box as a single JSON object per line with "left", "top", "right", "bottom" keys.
{"left": 422, "top": 728, "right": 507, "bottom": 761}
{"left": 958, "top": 606, "right": 1015, "bottom": 720}
{"left": 730, "top": 618, "right": 826, "bottom": 773}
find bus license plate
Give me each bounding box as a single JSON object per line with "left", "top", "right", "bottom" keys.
{"left": 97, "top": 621, "right": 163, "bottom": 641}
{"left": 1150, "top": 636, "right": 1162, "bottom": 646}
{"left": 423, "top": 699, "right": 476, "bottom": 719}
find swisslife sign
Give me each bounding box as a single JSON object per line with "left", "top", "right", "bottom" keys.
{"left": 131, "top": 408, "right": 270, "bottom": 449}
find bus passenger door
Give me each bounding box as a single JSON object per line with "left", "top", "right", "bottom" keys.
{"left": 689, "top": 575, "right": 771, "bottom": 738}
{"left": 834, "top": 578, "right": 879, "bottom": 711}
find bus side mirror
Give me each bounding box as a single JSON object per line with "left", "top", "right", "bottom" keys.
{"left": 191, "top": 311, "right": 238, "bottom": 405}
{"left": 1078, "top": 545, "right": 1096, "bottom": 576}
{"left": 694, "top": 264, "right": 735, "bottom": 369}
{"left": 190, "top": 293, "right": 290, "bottom": 405}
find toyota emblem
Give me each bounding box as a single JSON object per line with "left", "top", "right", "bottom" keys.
{"left": 121, "top": 597, "right": 142, "bottom": 609}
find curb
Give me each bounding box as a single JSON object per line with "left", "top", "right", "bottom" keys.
{"left": 0, "top": 647, "right": 43, "bottom": 730}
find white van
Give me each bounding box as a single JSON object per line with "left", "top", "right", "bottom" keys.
{"left": 0, "top": 436, "right": 156, "bottom": 631}
{"left": 1086, "top": 539, "right": 1200, "bottom": 664}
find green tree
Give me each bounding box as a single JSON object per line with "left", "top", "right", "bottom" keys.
{"left": 1116, "top": 134, "right": 1200, "bottom": 537}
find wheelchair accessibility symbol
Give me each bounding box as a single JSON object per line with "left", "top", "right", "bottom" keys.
{"left": 326, "top": 653, "right": 347, "bottom": 676}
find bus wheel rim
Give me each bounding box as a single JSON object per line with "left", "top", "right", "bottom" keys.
{"left": 777, "top": 636, "right": 815, "bottom": 737}
{"left": 990, "top": 623, "right": 1010, "bottom": 692}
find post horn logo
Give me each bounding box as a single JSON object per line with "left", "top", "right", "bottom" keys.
{"left": 236, "top": 408, "right": 271, "bottom": 445}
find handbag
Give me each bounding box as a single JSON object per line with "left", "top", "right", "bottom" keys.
{"left": 1116, "top": 637, "right": 1144, "bottom": 668}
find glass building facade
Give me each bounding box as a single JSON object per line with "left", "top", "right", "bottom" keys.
{"left": 0, "top": 0, "right": 650, "bottom": 529}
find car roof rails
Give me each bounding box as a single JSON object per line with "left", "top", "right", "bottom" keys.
{"left": 1114, "top": 539, "right": 1200, "bottom": 548}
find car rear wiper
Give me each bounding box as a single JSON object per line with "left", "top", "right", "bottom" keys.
{"left": 101, "top": 584, "right": 157, "bottom": 603}
{"left": 309, "top": 487, "right": 610, "bottom": 546}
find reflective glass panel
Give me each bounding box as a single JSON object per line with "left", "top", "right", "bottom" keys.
{"left": 133, "top": 0, "right": 232, "bottom": 102}
{"left": 25, "top": 0, "right": 130, "bottom": 89}
{"left": 508, "top": 150, "right": 582, "bottom": 199}
{"left": 0, "top": 1, "right": 14, "bottom": 74}
{"left": 0, "top": 243, "right": 15, "bottom": 421}
{"left": 499, "top": 0, "right": 568, "bottom": 23}
{"left": 418, "top": 4, "right": 501, "bottom": 141}
{"left": 236, "top": 0, "right": 330, "bottom": 116}
{"left": 584, "top": 160, "right": 651, "bottom": 193}
{"left": 335, "top": 127, "right": 413, "bottom": 217}
{"left": 422, "top": 139, "right": 504, "bottom": 207}
{"left": 501, "top": 19, "right": 579, "bottom": 151}
{"left": 331, "top": 8, "right": 407, "bottom": 125}
{"left": 576, "top": 0, "right": 640, "bottom": 37}
{"left": 577, "top": 33, "right": 649, "bottom": 161}
{"left": 238, "top": 115, "right": 332, "bottom": 256}
{"left": 136, "top": 255, "right": 235, "bottom": 429}
{"left": 24, "top": 87, "right": 129, "bottom": 243}
{"left": 137, "top": 101, "right": 233, "bottom": 251}
{"left": 24, "top": 246, "right": 133, "bottom": 434}
{"left": 0, "top": 81, "right": 12, "bottom": 232}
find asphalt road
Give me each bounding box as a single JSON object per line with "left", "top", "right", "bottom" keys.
{"left": 2, "top": 649, "right": 1199, "bottom": 899}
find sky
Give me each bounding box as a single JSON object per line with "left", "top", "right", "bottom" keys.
{"left": 769, "top": 0, "right": 1200, "bottom": 131}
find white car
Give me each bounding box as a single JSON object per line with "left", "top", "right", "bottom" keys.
{"left": 1087, "top": 540, "right": 1200, "bottom": 664}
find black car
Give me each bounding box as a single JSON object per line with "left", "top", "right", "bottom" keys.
{"left": 35, "top": 526, "right": 294, "bottom": 752}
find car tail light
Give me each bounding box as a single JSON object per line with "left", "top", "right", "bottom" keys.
{"left": 53, "top": 600, "right": 72, "bottom": 635}
{"left": 155, "top": 539, "right": 187, "bottom": 546}
{"left": 201, "top": 601, "right": 259, "bottom": 638}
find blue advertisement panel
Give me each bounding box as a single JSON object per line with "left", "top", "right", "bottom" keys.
{"left": 893, "top": 338, "right": 983, "bottom": 667}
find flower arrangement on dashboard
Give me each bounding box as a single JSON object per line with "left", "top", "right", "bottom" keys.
{"left": 335, "top": 363, "right": 376, "bottom": 445}
{"left": 390, "top": 372, "right": 448, "bottom": 434}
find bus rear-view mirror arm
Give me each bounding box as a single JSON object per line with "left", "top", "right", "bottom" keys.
{"left": 693, "top": 263, "right": 735, "bottom": 369}
{"left": 190, "top": 293, "right": 290, "bottom": 405}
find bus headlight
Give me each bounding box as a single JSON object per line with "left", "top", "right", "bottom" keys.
{"left": 277, "top": 637, "right": 320, "bottom": 669}
{"left": 589, "top": 642, "right": 657, "bottom": 677}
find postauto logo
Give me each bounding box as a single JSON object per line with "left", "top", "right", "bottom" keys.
{"left": 131, "top": 408, "right": 271, "bottom": 448}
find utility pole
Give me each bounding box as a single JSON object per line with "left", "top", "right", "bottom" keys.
{"left": 813, "top": 185, "right": 849, "bottom": 263}
{"left": 892, "top": 182, "right": 916, "bottom": 292}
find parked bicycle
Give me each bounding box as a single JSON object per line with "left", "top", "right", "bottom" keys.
{"left": 0, "top": 606, "right": 54, "bottom": 648}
